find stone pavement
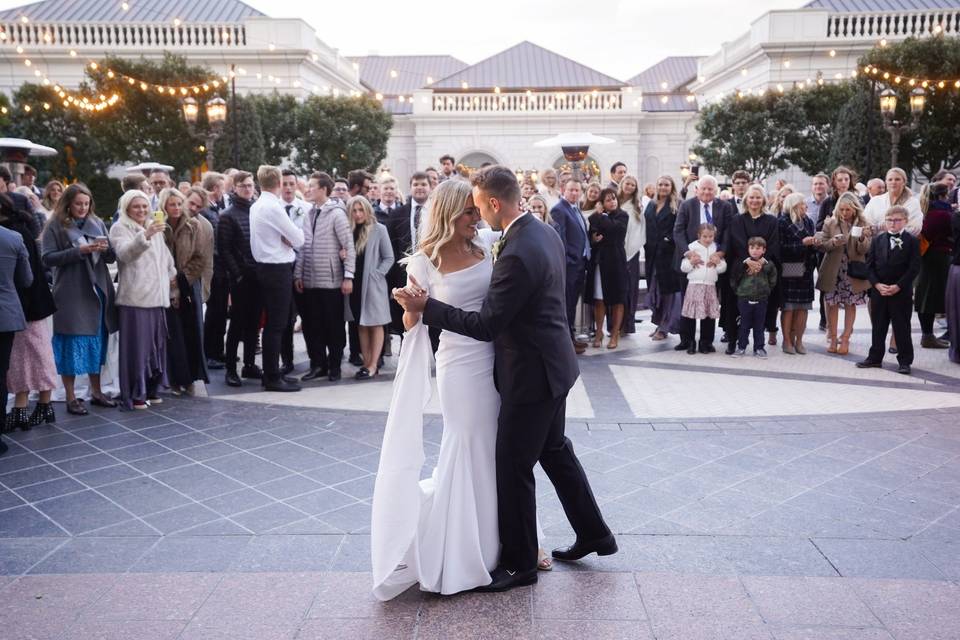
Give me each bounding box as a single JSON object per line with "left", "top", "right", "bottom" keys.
{"left": 1, "top": 310, "right": 959, "bottom": 639}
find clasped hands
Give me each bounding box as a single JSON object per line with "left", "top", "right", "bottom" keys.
{"left": 392, "top": 275, "right": 428, "bottom": 313}
{"left": 687, "top": 251, "right": 722, "bottom": 268}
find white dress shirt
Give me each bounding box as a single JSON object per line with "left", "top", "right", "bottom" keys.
{"left": 281, "top": 196, "right": 310, "bottom": 229}
{"left": 251, "top": 191, "right": 305, "bottom": 264}
{"left": 699, "top": 199, "right": 717, "bottom": 225}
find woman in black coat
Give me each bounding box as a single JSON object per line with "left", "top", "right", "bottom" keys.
{"left": 643, "top": 176, "right": 683, "bottom": 342}
{"left": 586, "top": 188, "right": 629, "bottom": 349}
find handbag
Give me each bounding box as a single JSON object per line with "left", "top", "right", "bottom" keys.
{"left": 847, "top": 260, "right": 869, "bottom": 280}
{"left": 918, "top": 234, "right": 930, "bottom": 256}
{"left": 781, "top": 262, "right": 806, "bottom": 278}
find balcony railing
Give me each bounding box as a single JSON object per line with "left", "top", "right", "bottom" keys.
{"left": 0, "top": 22, "right": 247, "bottom": 47}
{"left": 826, "top": 9, "right": 959, "bottom": 39}
{"left": 431, "top": 91, "right": 624, "bottom": 113}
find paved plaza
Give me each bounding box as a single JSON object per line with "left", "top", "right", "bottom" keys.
{"left": 2, "top": 309, "right": 959, "bottom": 639}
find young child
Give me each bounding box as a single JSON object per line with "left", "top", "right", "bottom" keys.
{"left": 857, "top": 206, "right": 921, "bottom": 375}
{"left": 731, "top": 237, "right": 777, "bottom": 358}
{"left": 680, "top": 223, "right": 727, "bottom": 354}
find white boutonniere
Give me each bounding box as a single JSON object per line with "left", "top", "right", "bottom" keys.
{"left": 491, "top": 237, "right": 506, "bottom": 263}
{"left": 890, "top": 236, "right": 903, "bottom": 250}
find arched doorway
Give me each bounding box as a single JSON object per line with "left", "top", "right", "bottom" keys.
{"left": 552, "top": 154, "right": 602, "bottom": 183}
{"left": 458, "top": 151, "right": 500, "bottom": 174}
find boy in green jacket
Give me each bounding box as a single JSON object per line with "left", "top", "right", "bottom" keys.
{"left": 732, "top": 237, "right": 778, "bottom": 358}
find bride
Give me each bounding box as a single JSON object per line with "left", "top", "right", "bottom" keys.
{"left": 371, "top": 179, "right": 547, "bottom": 601}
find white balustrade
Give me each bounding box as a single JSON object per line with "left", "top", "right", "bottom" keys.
{"left": 826, "top": 10, "right": 960, "bottom": 39}
{"left": 0, "top": 21, "right": 247, "bottom": 48}
{"left": 430, "top": 91, "right": 624, "bottom": 113}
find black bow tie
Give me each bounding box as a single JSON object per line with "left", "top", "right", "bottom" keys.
{"left": 889, "top": 233, "right": 901, "bottom": 239}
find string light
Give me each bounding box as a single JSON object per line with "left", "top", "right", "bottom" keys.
{"left": 860, "top": 65, "right": 960, "bottom": 91}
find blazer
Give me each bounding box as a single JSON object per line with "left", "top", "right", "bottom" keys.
{"left": 41, "top": 215, "right": 118, "bottom": 336}
{"left": 867, "top": 231, "right": 921, "bottom": 290}
{"left": 163, "top": 216, "right": 207, "bottom": 286}
{"left": 0, "top": 214, "right": 54, "bottom": 322}
{"left": 816, "top": 216, "right": 871, "bottom": 294}
{"left": 549, "top": 198, "right": 589, "bottom": 268}
{"left": 0, "top": 225, "right": 32, "bottom": 332}
{"left": 295, "top": 199, "right": 356, "bottom": 289}
{"left": 346, "top": 222, "right": 394, "bottom": 326}
{"left": 423, "top": 214, "right": 578, "bottom": 405}
{"left": 385, "top": 200, "right": 427, "bottom": 290}
{"left": 673, "top": 198, "right": 732, "bottom": 269}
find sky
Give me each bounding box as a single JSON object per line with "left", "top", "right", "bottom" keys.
{"left": 0, "top": 0, "right": 809, "bottom": 81}
{"left": 256, "top": 0, "right": 808, "bottom": 80}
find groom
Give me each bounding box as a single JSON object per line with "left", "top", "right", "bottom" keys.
{"left": 394, "top": 165, "right": 616, "bottom": 591}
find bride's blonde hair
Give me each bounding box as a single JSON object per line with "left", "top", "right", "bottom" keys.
{"left": 411, "top": 179, "right": 484, "bottom": 269}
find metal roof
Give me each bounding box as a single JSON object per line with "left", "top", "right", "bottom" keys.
{"left": 642, "top": 94, "right": 699, "bottom": 112}
{"left": 627, "top": 57, "right": 701, "bottom": 93}
{"left": 804, "top": 0, "right": 959, "bottom": 10}
{"left": 430, "top": 41, "right": 625, "bottom": 91}
{"left": 350, "top": 55, "right": 467, "bottom": 97}
{"left": 0, "top": 0, "right": 265, "bottom": 23}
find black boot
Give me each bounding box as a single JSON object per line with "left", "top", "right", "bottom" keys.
{"left": 225, "top": 367, "right": 242, "bottom": 387}
{"left": 241, "top": 364, "right": 263, "bottom": 379}
{"left": 28, "top": 403, "right": 55, "bottom": 426}
{"left": 5, "top": 407, "right": 30, "bottom": 432}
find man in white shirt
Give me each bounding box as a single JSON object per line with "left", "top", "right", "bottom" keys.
{"left": 251, "top": 165, "right": 305, "bottom": 391}
{"left": 806, "top": 173, "right": 830, "bottom": 228}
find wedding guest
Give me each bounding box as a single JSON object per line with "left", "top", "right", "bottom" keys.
{"left": 866, "top": 178, "right": 886, "bottom": 199}
{"left": 946, "top": 201, "right": 960, "bottom": 364}
{"left": 770, "top": 184, "right": 795, "bottom": 217}
{"left": 332, "top": 177, "right": 350, "bottom": 201}
{"left": 730, "top": 170, "right": 750, "bottom": 213}
{"left": 619, "top": 175, "right": 644, "bottom": 335}
{"left": 280, "top": 169, "right": 310, "bottom": 376}
{"left": 178, "top": 181, "right": 192, "bottom": 195}
{"left": 346, "top": 196, "right": 393, "bottom": 379}
{"left": 348, "top": 170, "right": 374, "bottom": 198}
{"left": 0, "top": 216, "right": 31, "bottom": 448}
{"left": 643, "top": 176, "right": 682, "bottom": 342}
{"left": 1, "top": 193, "right": 55, "bottom": 430}
{"left": 41, "top": 180, "right": 64, "bottom": 215}
{"left": 374, "top": 175, "right": 401, "bottom": 223}
{"left": 148, "top": 168, "right": 172, "bottom": 209}
{"left": 439, "top": 154, "right": 458, "bottom": 182}
{"left": 817, "top": 192, "right": 872, "bottom": 355}
{"left": 857, "top": 206, "right": 920, "bottom": 375}
{"left": 538, "top": 168, "right": 561, "bottom": 210}
{"left": 816, "top": 166, "right": 860, "bottom": 232}
{"left": 607, "top": 162, "right": 627, "bottom": 190}
{"left": 806, "top": 173, "right": 830, "bottom": 229}
{"left": 527, "top": 195, "right": 550, "bottom": 224}
{"left": 425, "top": 167, "right": 440, "bottom": 190}
{"left": 581, "top": 182, "right": 602, "bottom": 215}
{"left": 21, "top": 164, "right": 42, "bottom": 198}
{"left": 726, "top": 184, "right": 781, "bottom": 354}
{"left": 41, "top": 184, "right": 118, "bottom": 415}
{"left": 251, "top": 165, "right": 304, "bottom": 391}
{"left": 915, "top": 183, "right": 952, "bottom": 349}
{"left": 680, "top": 223, "right": 726, "bottom": 354}
{"left": 295, "top": 172, "right": 355, "bottom": 383}
{"left": 731, "top": 237, "right": 776, "bottom": 358}
{"left": 14, "top": 187, "right": 45, "bottom": 230}
{"left": 520, "top": 178, "right": 537, "bottom": 210}
{"left": 217, "top": 172, "right": 262, "bottom": 387}
{"left": 367, "top": 181, "right": 381, "bottom": 206}
{"left": 200, "top": 171, "right": 229, "bottom": 370}
{"left": 550, "top": 179, "right": 589, "bottom": 354}
{"left": 183, "top": 187, "right": 215, "bottom": 301}
{"left": 586, "top": 189, "right": 629, "bottom": 349}
{"left": 864, "top": 168, "right": 922, "bottom": 235}
{"left": 160, "top": 188, "right": 209, "bottom": 395}
{"left": 778, "top": 193, "right": 819, "bottom": 355}
{"left": 110, "top": 190, "right": 175, "bottom": 410}
{"left": 673, "top": 175, "right": 733, "bottom": 353}
{"left": 641, "top": 183, "right": 655, "bottom": 210}
{"left": 386, "top": 171, "right": 432, "bottom": 344}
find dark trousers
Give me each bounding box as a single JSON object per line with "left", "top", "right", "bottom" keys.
{"left": 868, "top": 288, "right": 914, "bottom": 366}
{"left": 918, "top": 312, "right": 935, "bottom": 334}
{"left": 256, "top": 262, "right": 294, "bottom": 379}
{"left": 300, "top": 288, "right": 346, "bottom": 373}
{"left": 737, "top": 298, "right": 768, "bottom": 351}
{"left": 680, "top": 316, "right": 716, "bottom": 348}
{"left": 203, "top": 268, "right": 229, "bottom": 362}
{"left": 717, "top": 273, "right": 736, "bottom": 337}
{"left": 225, "top": 274, "right": 262, "bottom": 368}
{"left": 0, "top": 331, "right": 13, "bottom": 433}
{"left": 765, "top": 278, "right": 782, "bottom": 332}
{"left": 281, "top": 293, "right": 299, "bottom": 368}
{"left": 497, "top": 394, "right": 610, "bottom": 572}
{"left": 348, "top": 321, "right": 360, "bottom": 360}
{"left": 564, "top": 260, "right": 586, "bottom": 339}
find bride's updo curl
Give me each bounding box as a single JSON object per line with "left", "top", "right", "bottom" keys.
{"left": 409, "top": 178, "right": 484, "bottom": 269}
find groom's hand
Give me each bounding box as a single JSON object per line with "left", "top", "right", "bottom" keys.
{"left": 392, "top": 275, "right": 428, "bottom": 313}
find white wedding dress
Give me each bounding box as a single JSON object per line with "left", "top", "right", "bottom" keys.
{"left": 371, "top": 231, "right": 501, "bottom": 601}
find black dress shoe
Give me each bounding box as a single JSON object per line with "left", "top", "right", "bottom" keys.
{"left": 674, "top": 342, "right": 690, "bottom": 351}
{"left": 279, "top": 363, "right": 295, "bottom": 376}
{"left": 328, "top": 370, "right": 341, "bottom": 382}
{"left": 856, "top": 360, "right": 882, "bottom": 369}
{"left": 263, "top": 377, "right": 301, "bottom": 392}
{"left": 206, "top": 358, "right": 225, "bottom": 370}
{"left": 301, "top": 367, "right": 327, "bottom": 382}
{"left": 725, "top": 343, "right": 736, "bottom": 355}
{"left": 552, "top": 534, "right": 618, "bottom": 561}
{"left": 897, "top": 364, "right": 911, "bottom": 375}
{"left": 686, "top": 343, "right": 697, "bottom": 355}
{"left": 699, "top": 345, "right": 716, "bottom": 354}
{"left": 474, "top": 566, "right": 538, "bottom": 592}
{"left": 225, "top": 369, "right": 242, "bottom": 387}
{"left": 241, "top": 364, "right": 262, "bottom": 379}
{"left": 720, "top": 332, "right": 729, "bottom": 343}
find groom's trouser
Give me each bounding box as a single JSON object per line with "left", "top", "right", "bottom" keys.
{"left": 497, "top": 393, "right": 611, "bottom": 572}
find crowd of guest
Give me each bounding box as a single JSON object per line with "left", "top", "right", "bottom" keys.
{"left": 1, "top": 153, "right": 959, "bottom": 455}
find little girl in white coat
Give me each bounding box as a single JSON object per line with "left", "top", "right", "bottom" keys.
{"left": 680, "top": 224, "right": 727, "bottom": 351}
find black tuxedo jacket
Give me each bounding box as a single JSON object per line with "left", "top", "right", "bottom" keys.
{"left": 867, "top": 232, "right": 921, "bottom": 290}
{"left": 385, "top": 201, "right": 417, "bottom": 289}
{"left": 422, "top": 214, "right": 579, "bottom": 405}
{"left": 673, "top": 197, "right": 733, "bottom": 268}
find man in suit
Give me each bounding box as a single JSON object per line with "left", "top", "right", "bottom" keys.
{"left": 857, "top": 206, "right": 921, "bottom": 375}
{"left": 395, "top": 165, "right": 615, "bottom": 591}
{"left": 0, "top": 218, "right": 32, "bottom": 453}
{"left": 386, "top": 171, "right": 434, "bottom": 351}
{"left": 730, "top": 170, "right": 750, "bottom": 213}
{"left": 673, "top": 175, "right": 734, "bottom": 353}
{"left": 374, "top": 176, "right": 401, "bottom": 224}
{"left": 550, "top": 179, "right": 589, "bottom": 355}
{"left": 607, "top": 161, "right": 627, "bottom": 191}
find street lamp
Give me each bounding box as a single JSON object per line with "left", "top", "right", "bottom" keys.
{"left": 879, "top": 86, "right": 924, "bottom": 169}
{"left": 181, "top": 96, "right": 228, "bottom": 170}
